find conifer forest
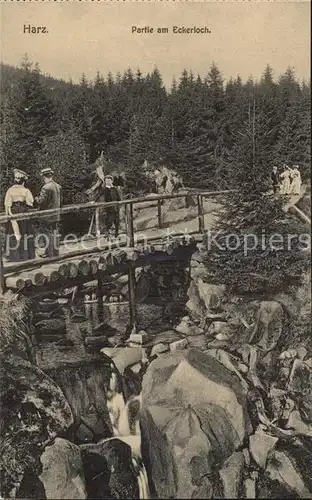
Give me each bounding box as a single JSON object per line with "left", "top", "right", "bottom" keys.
{"left": 1, "top": 58, "right": 310, "bottom": 205}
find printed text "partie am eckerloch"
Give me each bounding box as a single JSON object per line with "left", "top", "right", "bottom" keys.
{"left": 132, "top": 26, "right": 211, "bottom": 34}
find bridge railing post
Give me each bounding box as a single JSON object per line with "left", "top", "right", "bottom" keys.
{"left": 126, "top": 203, "right": 134, "bottom": 247}
{"left": 128, "top": 261, "right": 137, "bottom": 335}
{"left": 197, "top": 194, "right": 205, "bottom": 234}
{"left": 157, "top": 199, "right": 163, "bottom": 229}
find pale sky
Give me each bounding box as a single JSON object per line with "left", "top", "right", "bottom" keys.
{"left": 0, "top": 1, "right": 310, "bottom": 86}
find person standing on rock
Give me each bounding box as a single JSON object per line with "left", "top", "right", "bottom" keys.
{"left": 35, "top": 167, "right": 62, "bottom": 258}
{"left": 4, "top": 168, "right": 36, "bottom": 262}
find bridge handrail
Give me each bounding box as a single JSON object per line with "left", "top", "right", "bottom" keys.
{"left": 0, "top": 189, "right": 236, "bottom": 224}
{"left": 0, "top": 189, "right": 237, "bottom": 293}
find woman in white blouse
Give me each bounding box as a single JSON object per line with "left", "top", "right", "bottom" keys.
{"left": 279, "top": 165, "right": 292, "bottom": 195}
{"left": 289, "top": 165, "right": 302, "bottom": 196}
{"left": 4, "top": 169, "right": 36, "bottom": 261}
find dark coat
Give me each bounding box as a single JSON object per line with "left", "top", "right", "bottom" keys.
{"left": 36, "top": 180, "right": 62, "bottom": 222}
{"left": 271, "top": 171, "right": 279, "bottom": 186}
{"left": 102, "top": 187, "right": 121, "bottom": 215}
{"left": 103, "top": 186, "right": 120, "bottom": 203}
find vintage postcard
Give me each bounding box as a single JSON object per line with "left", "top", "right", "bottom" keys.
{"left": 0, "top": 0, "right": 311, "bottom": 498}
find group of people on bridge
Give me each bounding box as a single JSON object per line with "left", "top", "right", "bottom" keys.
{"left": 271, "top": 164, "right": 302, "bottom": 196}
{"left": 2, "top": 165, "right": 121, "bottom": 263}
{"left": 2, "top": 160, "right": 303, "bottom": 264}
{"left": 3, "top": 167, "right": 62, "bottom": 263}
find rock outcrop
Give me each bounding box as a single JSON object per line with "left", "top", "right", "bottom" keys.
{"left": 186, "top": 277, "right": 225, "bottom": 323}
{"left": 0, "top": 356, "right": 74, "bottom": 497}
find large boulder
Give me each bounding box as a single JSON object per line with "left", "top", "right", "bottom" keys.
{"left": 186, "top": 278, "right": 225, "bottom": 323}
{"left": 45, "top": 359, "right": 113, "bottom": 442}
{"left": 0, "top": 356, "right": 74, "bottom": 497}
{"left": 140, "top": 348, "right": 252, "bottom": 499}
{"left": 219, "top": 451, "right": 245, "bottom": 498}
{"left": 80, "top": 438, "right": 141, "bottom": 499}
{"left": 249, "top": 301, "right": 284, "bottom": 352}
{"left": 287, "top": 359, "right": 312, "bottom": 422}
{"left": 246, "top": 301, "right": 285, "bottom": 382}
{"left": 185, "top": 279, "right": 207, "bottom": 320}
{"left": 39, "top": 438, "right": 87, "bottom": 499}
{"left": 35, "top": 318, "right": 67, "bottom": 338}
{"left": 264, "top": 444, "right": 312, "bottom": 498}
{"left": 175, "top": 316, "right": 203, "bottom": 337}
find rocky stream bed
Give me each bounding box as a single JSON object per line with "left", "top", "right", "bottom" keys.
{"left": 0, "top": 247, "right": 311, "bottom": 499}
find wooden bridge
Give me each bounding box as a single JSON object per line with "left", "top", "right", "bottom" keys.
{"left": 0, "top": 190, "right": 233, "bottom": 328}
{"left": 1, "top": 186, "right": 309, "bottom": 331}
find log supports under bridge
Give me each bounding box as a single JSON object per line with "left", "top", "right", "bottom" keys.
{"left": 128, "top": 261, "right": 137, "bottom": 333}
{"left": 95, "top": 252, "right": 192, "bottom": 334}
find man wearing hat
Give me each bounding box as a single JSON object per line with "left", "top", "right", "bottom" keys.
{"left": 35, "top": 167, "right": 62, "bottom": 257}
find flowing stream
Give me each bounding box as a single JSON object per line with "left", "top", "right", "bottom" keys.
{"left": 34, "top": 296, "right": 169, "bottom": 377}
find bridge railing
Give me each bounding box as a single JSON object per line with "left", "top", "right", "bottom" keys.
{"left": 0, "top": 189, "right": 235, "bottom": 293}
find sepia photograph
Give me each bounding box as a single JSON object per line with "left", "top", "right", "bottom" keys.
{"left": 0, "top": 0, "right": 311, "bottom": 498}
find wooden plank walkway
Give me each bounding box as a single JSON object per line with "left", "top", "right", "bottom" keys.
{"left": 4, "top": 235, "right": 198, "bottom": 293}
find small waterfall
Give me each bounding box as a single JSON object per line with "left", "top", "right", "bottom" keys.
{"left": 106, "top": 369, "right": 150, "bottom": 499}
